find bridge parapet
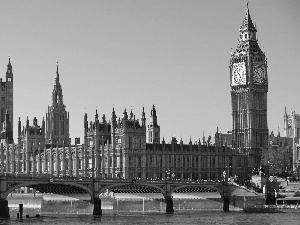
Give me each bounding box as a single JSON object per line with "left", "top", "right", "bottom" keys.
{"left": 226, "top": 182, "right": 258, "bottom": 197}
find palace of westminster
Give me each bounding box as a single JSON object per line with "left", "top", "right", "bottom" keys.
{"left": 0, "top": 4, "right": 299, "bottom": 182}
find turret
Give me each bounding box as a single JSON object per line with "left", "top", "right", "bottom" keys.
{"left": 26, "top": 116, "right": 29, "bottom": 130}
{"left": 84, "top": 113, "right": 88, "bottom": 135}
{"left": 6, "top": 57, "right": 12, "bottom": 75}
{"left": 42, "top": 117, "right": 45, "bottom": 135}
{"left": 130, "top": 109, "right": 133, "bottom": 120}
{"left": 148, "top": 105, "right": 160, "bottom": 144}
{"left": 95, "top": 109, "right": 99, "bottom": 121}
{"left": 18, "top": 117, "right": 21, "bottom": 136}
{"left": 141, "top": 107, "right": 146, "bottom": 127}
{"left": 111, "top": 107, "right": 117, "bottom": 129}
{"left": 123, "top": 109, "right": 128, "bottom": 128}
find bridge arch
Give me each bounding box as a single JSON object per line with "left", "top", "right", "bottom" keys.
{"left": 171, "top": 184, "right": 222, "bottom": 196}
{"left": 5, "top": 181, "right": 93, "bottom": 198}
{"left": 99, "top": 182, "right": 166, "bottom": 196}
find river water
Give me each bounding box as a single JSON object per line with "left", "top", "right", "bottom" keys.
{"left": 0, "top": 211, "right": 299, "bottom": 225}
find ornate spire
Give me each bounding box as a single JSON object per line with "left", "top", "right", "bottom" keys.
{"left": 234, "top": 2, "right": 263, "bottom": 55}
{"left": 52, "top": 63, "right": 63, "bottom": 105}
{"left": 7, "top": 57, "right": 12, "bottom": 73}
{"left": 95, "top": 109, "right": 99, "bottom": 121}
{"left": 240, "top": 2, "right": 256, "bottom": 32}
{"left": 56, "top": 62, "right": 60, "bottom": 82}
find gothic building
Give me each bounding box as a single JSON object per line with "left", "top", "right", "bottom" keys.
{"left": 2, "top": 4, "right": 268, "bottom": 181}
{"left": 17, "top": 65, "right": 71, "bottom": 174}
{"left": 82, "top": 106, "right": 248, "bottom": 181}
{"left": 284, "top": 108, "right": 300, "bottom": 139}
{"left": 46, "top": 65, "right": 70, "bottom": 146}
{"left": 230, "top": 3, "right": 268, "bottom": 171}
{"left": 283, "top": 108, "right": 300, "bottom": 170}
{"left": 0, "top": 58, "right": 13, "bottom": 144}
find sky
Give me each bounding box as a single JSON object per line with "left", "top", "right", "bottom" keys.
{"left": 0, "top": 0, "right": 299, "bottom": 144}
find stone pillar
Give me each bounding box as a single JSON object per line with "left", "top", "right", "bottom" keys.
{"left": 222, "top": 182, "right": 230, "bottom": 212}
{"left": 0, "top": 199, "right": 9, "bottom": 218}
{"left": 92, "top": 180, "right": 102, "bottom": 216}
{"left": 164, "top": 183, "right": 174, "bottom": 213}
{"left": 223, "top": 197, "right": 230, "bottom": 212}
{"left": 0, "top": 177, "right": 9, "bottom": 218}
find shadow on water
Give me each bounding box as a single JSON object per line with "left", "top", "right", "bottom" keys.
{"left": 2, "top": 211, "right": 300, "bottom": 225}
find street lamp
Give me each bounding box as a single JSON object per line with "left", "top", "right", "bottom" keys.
{"left": 223, "top": 171, "right": 226, "bottom": 182}
{"left": 222, "top": 170, "right": 226, "bottom": 203}
{"left": 166, "top": 169, "right": 170, "bottom": 180}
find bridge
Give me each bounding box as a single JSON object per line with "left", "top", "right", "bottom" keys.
{"left": 0, "top": 173, "right": 259, "bottom": 218}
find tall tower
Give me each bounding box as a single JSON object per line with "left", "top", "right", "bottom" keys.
{"left": 147, "top": 105, "right": 160, "bottom": 144}
{"left": 0, "top": 58, "right": 13, "bottom": 144}
{"left": 283, "top": 108, "right": 300, "bottom": 138}
{"left": 45, "top": 64, "right": 70, "bottom": 146}
{"left": 230, "top": 3, "right": 268, "bottom": 170}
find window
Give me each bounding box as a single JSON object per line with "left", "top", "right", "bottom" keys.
{"left": 1, "top": 97, "right": 4, "bottom": 102}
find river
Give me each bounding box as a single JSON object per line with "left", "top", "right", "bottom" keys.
{"left": 0, "top": 210, "right": 299, "bottom": 225}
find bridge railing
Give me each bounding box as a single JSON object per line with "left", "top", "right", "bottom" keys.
{"left": 0, "top": 173, "right": 224, "bottom": 185}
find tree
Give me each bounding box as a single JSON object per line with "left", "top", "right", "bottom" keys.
{"left": 261, "top": 146, "right": 291, "bottom": 176}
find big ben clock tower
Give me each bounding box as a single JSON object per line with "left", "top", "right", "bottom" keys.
{"left": 230, "top": 3, "right": 268, "bottom": 171}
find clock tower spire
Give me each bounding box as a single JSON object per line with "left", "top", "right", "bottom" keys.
{"left": 230, "top": 3, "right": 268, "bottom": 174}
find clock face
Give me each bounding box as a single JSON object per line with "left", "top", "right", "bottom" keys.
{"left": 232, "top": 63, "right": 246, "bottom": 85}
{"left": 253, "top": 65, "right": 266, "bottom": 84}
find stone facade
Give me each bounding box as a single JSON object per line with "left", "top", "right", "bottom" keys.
{"left": 16, "top": 65, "right": 71, "bottom": 174}
{"left": 45, "top": 65, "right": 70, "bottom": 146}
{"left": 230, "top": 4, "right": 268, "bottom": 171}
{"left": 284, "top": 108, "right": 300, "bottom": 139}
{"left": 83, "top": 106, "right": 248, "bottom": 181}
{"left": 4, "top": 4, "right": 271, "bottom": 182}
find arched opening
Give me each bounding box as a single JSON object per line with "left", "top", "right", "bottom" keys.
{"left": 6, "top": 183, "right": 93, "bottom": 217}
{"left": 98, "top": 183, "right": 166, "bottom": 212}
{"left": 171, "top": 185, "right": 223, "bottom": 211}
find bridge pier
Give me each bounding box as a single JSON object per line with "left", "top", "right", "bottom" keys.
{"left": 0, "top": 199, "right": 10, "bottom": 218}
{"left": 222, "top": 197, "right": 230, "bottom": 212}
{"left": 165, "top": 196, "right": 174, "bottom": 214}
{"left": 92, "top": 197, "right": 102, "bottom": 216}
{"left": 92, "top": 180, "right": 102, "bottom": 216}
